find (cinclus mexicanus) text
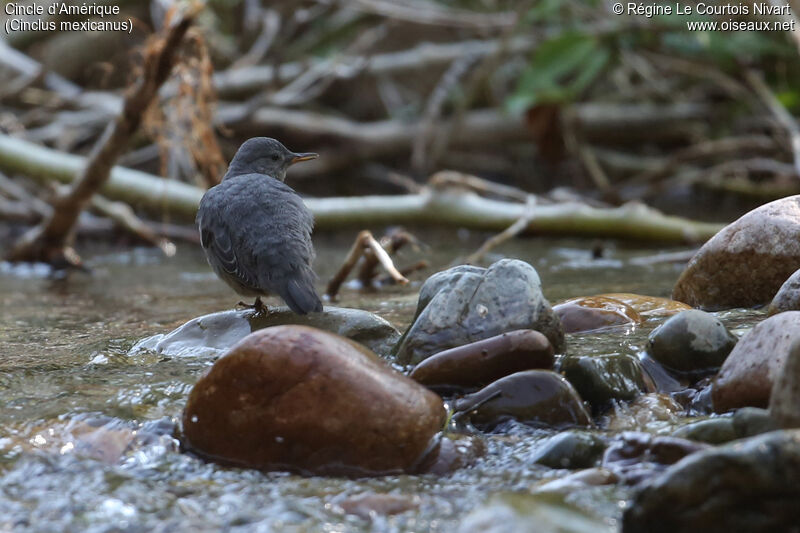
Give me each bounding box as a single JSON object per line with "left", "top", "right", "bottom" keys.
{"left": 196, "top": 137, "right": 323, "bottom": 315}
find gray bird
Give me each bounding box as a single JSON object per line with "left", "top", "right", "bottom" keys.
{"left": 197, "top": 137, "right": 323, "bottom": 315}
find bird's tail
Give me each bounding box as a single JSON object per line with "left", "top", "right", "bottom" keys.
{"left": 282, "top": 277, "right": 323, "bottom": 315}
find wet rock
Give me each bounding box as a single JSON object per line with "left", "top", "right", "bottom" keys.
{"left": 671, "top": 417, "right": 737, "bottom": 444}
{"left": 560, "top": 353, "right": 652, "bottom": 410}
{"left": 768, "top": 268, "right": 800, "bottom": 315}
{"left": 622, "top": 430, "right": 800, "bottom": 533}
{"left": 530, "top": 430, "right": 607, "bottom": 469}
{"left": 416, "top": 434, "right": 487, "bottom": 475}
{"left": 130, "top": 306, "right": 400, "bottom": 359}
{"left": 770, "top": 339, "right": 800, "bottom": 428}
{"left": 674, "top": 408, "right": 780, "bottom": 444}
{"left": 335, "top": 493, "right": 419, "bottom": 519}
{"left": 181, "top": 325, "right": 445, "bottom": 476}
{"left": 647, "top": 310, "right": 737, "bottom": 375}
{"left": 553, "top": 296, "right": 642, "bottom": 333}
{"left": 713, "top": 311, "right": 800, "bottom": 412}
{"left": 409, "top": 330, "right": 554, "bottom": 392}
{"left": 597, "top": 293, "right": 691, "bottom": 317}
{"left": 453, "top": 370, "right": 591, "bottom": 430}
{"left": 394, "top": 260, "right": 564, "bottom": 365}
{"left": 459, "top": 493, "right": 614, "bottom": 533}
{"left": 673, "top": 195, "right": 800, "bottom": 309}
{"left": 602, "top": 431, "right": 709, "bottom": 485}
{"left": 733, "top": 407, "right": 779, "bottom": 437}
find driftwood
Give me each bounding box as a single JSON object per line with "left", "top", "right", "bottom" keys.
{"left": 5, "top": 12, "right": 195, "bottom": 265}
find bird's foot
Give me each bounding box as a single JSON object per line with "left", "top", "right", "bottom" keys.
{"left": 237, "top": 297, "right": 270, "bottom": 317}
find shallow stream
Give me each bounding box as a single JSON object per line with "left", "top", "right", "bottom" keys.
{"left": 0, "top": 231, "right": 762, "bottom": 532}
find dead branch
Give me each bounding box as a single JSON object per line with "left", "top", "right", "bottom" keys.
{"left": 89, "top": 195, "right": 176, "bottom": 257}
{"left": 0, "top": 135, "right": 725, "bottom": 243}
{"left": 325, "top": 230, "right": 409, "bottom": 300}
{"left": 5, "top": 11, "right": 195, "bottom": 265}
{"left": 465, "top": 196, "right": 537, "bottom": 264}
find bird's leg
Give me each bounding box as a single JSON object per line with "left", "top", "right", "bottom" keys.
{"left": 236, "top": 297, "right": 270, "bottom": 316}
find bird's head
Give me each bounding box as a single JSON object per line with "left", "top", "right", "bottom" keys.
{"left": 226, "top": 137, "right": 318, "bottom": 182}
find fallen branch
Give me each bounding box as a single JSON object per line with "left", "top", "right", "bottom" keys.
{"left": 465, "top": 196, "right": 537, "bottom": 264}
{"left": 6, "top": 11, "right": 195, "bottom": 265}
{"left": 0, "top": 135, "right": 725, "bottom": 242}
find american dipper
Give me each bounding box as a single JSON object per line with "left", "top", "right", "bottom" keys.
{"left": 196, "top": 137, "right": 323, "bottom": 314}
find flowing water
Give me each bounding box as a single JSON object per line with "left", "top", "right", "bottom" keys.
{"left": 0, "top": 231, "right": 762, "bottom": 532}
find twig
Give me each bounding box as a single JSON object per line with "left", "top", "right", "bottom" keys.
{"left": 5, "top": 10, "right": 195, "bottom": 265}
{"left": 325, "top": 230, "right": 409, "bottom": 300}
{"left": 428, "top": 170, "right": 530, "bottom": 202}
{"left": 465, "top": 195, "right": 537, "bottom": 264}
{"left": 89, "top": 195, "right": 176, "bottom": 256}
{"left": 744, "top": 69, "right": 800, "bottom": 178}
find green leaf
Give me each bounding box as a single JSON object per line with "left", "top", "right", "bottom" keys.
{"left": 507, "top": 32, "right": 612, "bottom": 113}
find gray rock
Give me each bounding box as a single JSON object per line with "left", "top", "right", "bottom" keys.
{"left": 673, "top": 195, "right": 800, "bottom": 309}
{"left": 769, "top": 268, "right": 800, "bottom": 315}
{"left": 129, "top": 306, "right": 400, "bottom": 359}
{"left": 648, "top": 310, "right": 737, "bottom": 374}
{"left": 531, "top": 430, "right": 607, "bottom": 469}
{"left": 394, "top": 260, "right": 564, "bottom": 365}
{"left": 560, "top": 353, "right": 651, "bottom": 410}
{"left": 770, "top": 338, "right": 800, "bottom": 428}
{"left": 453, "top": 370, "right": 591, "bottom": 430}
{"left": 395, "top": 259, "right": 565, "bottom": 364}
{"left": 622, "top": 430, "right": 800, "bottom": 533}
{"left": 713, "top": 311, "right": 800, "bottom": 412}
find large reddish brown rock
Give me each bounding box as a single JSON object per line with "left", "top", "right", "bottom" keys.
{"left": 182, "top": 325, "right": 446, "bottom": 476}
{"left": 673, "top": 196, "right": 800, "bottom": 309}
{"left": 713, "top": 311, "right": 800, "bottom": 412}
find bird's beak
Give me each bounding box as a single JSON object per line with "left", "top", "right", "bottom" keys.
{"left": 290, "top": 152, "right": 318, "bottom": 165}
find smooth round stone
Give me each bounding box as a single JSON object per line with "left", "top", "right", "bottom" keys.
{"left": 130, "top": 306, "right": 400, "bottom": 359}
{"left": 622, "top": 430, "right": 800, "bottom": 533}
{"left": 673, "top": 195, "right": 800, "bottom": 309}
{"left": 598, "top": 293, "right": 691, "bottom": 317}
{"left": 553, "top": 296, "right": 642, "bottom": 333}
{"left": 768, "top": 268, "right": 800, "bottom": 315}
{"left": 530, "top": 430, "right": 607, "bottom": 469}
{"left": 671, "top": 418, "right": 737, "bottom": 444}
{"left": 559, "top": 353, "right": 652, "bottom": 409}
{"left": 181, "top": 325, "right": 445, "bottom": 476}
{"left": 393, "top": 260, "right": 565, "bottom": 365}
{"left": 713, "top": 311, "right": 800, "bottom": 412}
{"left": 409, "top": 329, "right": 554, "bottom": 392}
{"left": 648, "top": 310, "right": 737, "bottom": 374}
{"left": 453, "top": 370, "right": 591, "bottom": 430}
{"left": 770, "top": 339, "right": 800, "bottom": 428}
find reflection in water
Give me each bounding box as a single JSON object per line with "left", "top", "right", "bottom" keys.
{"left": 0, "top": 233, "right": 762, "bottom": 531}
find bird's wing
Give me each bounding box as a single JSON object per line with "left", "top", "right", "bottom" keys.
{"left": 197, "top": 184, "right": 260, "bottom": 291}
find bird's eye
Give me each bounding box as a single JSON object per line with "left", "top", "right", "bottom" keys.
{"left": 271, "top": 154, "right": 279, "bottom": 161}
